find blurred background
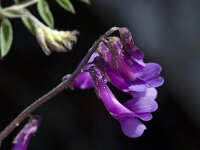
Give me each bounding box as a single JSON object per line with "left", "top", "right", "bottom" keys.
{"left": 0, "top": 0, "right": 200, "bottom": 149}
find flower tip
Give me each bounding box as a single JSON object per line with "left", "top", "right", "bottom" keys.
{"left": 119, "top": 118, "right": 146, "bottom": 138}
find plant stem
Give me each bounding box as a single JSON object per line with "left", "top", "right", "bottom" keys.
{"left": 0, "top": 0, "right": 39, "bottom": 19}
{"left": 25, "top": 11, "right": 49, "bottom": 30}
{"left": 0, "top": 27, "right": 118, "bottom": 142}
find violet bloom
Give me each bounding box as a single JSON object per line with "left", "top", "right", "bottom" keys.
{"left": 99, "top": 35, "right": 163, "bottom": 92}
{"left": 68, "top": 27, "right": 163, "bottom": 138}
{"left": 71, "top": 28, "right": 163, "bottom": 93}
{"left": 12, "top": 116, "right": 41, "bottom": 150}
{"left": 88, "top": 66, "right": 157, "bottom": 138}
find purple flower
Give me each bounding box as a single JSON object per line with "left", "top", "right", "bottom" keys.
{"left": 88, "top": 66, "right": 157, "bottom": 138}
{"left": 70, "top": 27, "right": 163, "bottom": 92}
{"left": 68, "top": 27, "right": 163, "bottom": 138}
{"left": 12, "top": 116, "right": 41, "bottom": 150}
{"left": 96, "top": 32, "right": 164, "bottom": 92}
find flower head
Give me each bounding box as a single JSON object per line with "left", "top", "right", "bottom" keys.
{"left": 68, "top": 27, "right": 164, "bottom": 138}
{"left": 36, "top": 27, "right": 78, "bottom": 55}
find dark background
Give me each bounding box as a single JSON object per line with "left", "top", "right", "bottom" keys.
{"left": 0, "top": 0, "right": 200, "bottom": 150}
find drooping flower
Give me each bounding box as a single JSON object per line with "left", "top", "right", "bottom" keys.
{"left": 36, "top": 27, "right": 79, "bottom": 55}
{"left": 70, "top": 28, "right": 163, "bottom": 92}
{"left": 12, "top": 116, "right": 41, "bottom": 150}
{"left": 68, "top": 27, "right": 164, "bottom": 138}
{"left": 88, "top": 66, "right": 158, "bottom": 138}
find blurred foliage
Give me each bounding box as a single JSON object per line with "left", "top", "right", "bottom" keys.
{"left": 0, "top": 0, "right": 90, "bottom": 58}
{"left": 0, "top": 19, "right": 13, "bottom": 58}
{"left": 37, "top": 0, "right": 54, "bottom": 28}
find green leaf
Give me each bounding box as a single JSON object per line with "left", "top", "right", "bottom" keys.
{"left": 80, "top": 0, "right": 90, "bottom": 4}
{"left": 1, "top": 9, "right": 23, "bottom": 18}
{"left": 21, "top": 16, "right": 36, "bottom": 35}
{"left": 0, "top": 19, "right": 13, "bottom": 58}
{"left": 56, "top": 0, "right": 75, "bottom": 14}
{"left": 37, "top": 0, "right": 54, "bottom": 28}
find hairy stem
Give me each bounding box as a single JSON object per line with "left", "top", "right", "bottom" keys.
{"left": 25, "top": 11, "right": 49, "bottom": 30}
{"left": 0, "top": 27, "right": 118, "bottom": 142}
{"left": 0, "top": 0, "right": 39, "bottom": 19}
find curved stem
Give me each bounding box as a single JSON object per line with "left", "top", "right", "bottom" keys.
{"left": 0, "top": 0, "right": 39, "bottom": 19}
{"left": 0, "top": 27, "right": 118, "bottom": 142}
{"left": 25, "top": 11, "right": 49, "bottom": 30}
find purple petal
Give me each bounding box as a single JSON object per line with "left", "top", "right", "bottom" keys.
{"left": 136, "top": 113, "right": 153, "bottom": 121}
{"left": 70, "top": 72, "right": 93, "bottom": 89}
{"left": 108, "top": 37, "right": 139, "bottom": 81}
{"left": 141, "top": 63, "right": 162, "bottom": 80}
{"left": 83, "top": 52, "right": 99, "bottom": 70}
{"left": 131, "top": 88, "right": 158, "bottom": 100}
{"left": 148, "top": 77, "right": 164, "bottom": 88}
{"left": 12, "top": 116, "right": 41, "bottom": 150}
{"left": 88, "top": 52, "right": 99, "bottom": 63}
{"left": 124, "top": 97, "right": 158, "bottom": 114}
{"left": 88, "top": 66, "right": 131, "bottom": 115}
{"left": 97, "top": 42, "right": 113, "bottom": 66}
{"left": 124, "top": 43, "right": 144, "bottom": 60}
{"left": 119, "top": 117, "right": 146, "bottom": 138}
{"left": 128, "top": 78, "right": 149, "bottom": 92}
{"left": 94, "top": 57, "right": 129, "bottom": 90}
{"left": 126, "top": 88, "right": 157, "bottom": 121}
{"left": 119, "top": 28, "right": 144, "bottom": 60}
{"left": 124, "top": 55, "right": 144, "bottom": 71}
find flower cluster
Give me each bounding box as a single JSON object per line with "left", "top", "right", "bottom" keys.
{"left": 12, "top": 116, "right": 41, "bottom": 150}
{"left": 68, "top": 28, "right": 164, "bottom": 138}
{"left": 36, "top": 27, "right": 78, "bottom": 55}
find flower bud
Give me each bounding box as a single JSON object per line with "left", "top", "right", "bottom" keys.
{"left": 36, "top": 26, "right": 79, "bottom": 55}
